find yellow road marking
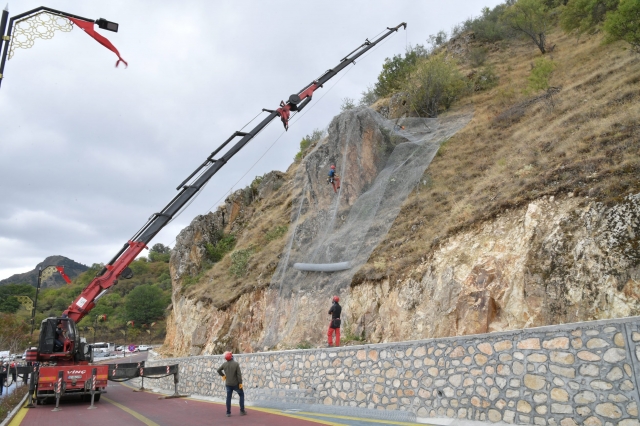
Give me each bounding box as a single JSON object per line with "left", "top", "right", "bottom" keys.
{"left": 102, "top": 396, "right": 160, "bottom": 426}
{"left": 117, "top": 381, "right": 425, "bottom": 425}
{"left": 118, "top": 382, "right": 343, "bottom": 425}
{"left": 243, "top": 406, "right": 346, "bottom": 425}
{"left": 294, "top": 411, "right": 428, "bottom": 425}
{"left": 7, "top": 401, "right": 29, "bottom": 426}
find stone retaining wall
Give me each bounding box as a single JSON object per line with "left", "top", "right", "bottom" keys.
{"left": 147, "top": 317, "right": 640, "bottom": 425}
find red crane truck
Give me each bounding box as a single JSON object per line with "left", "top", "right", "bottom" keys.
{"left": 25, "top": 22, "right": 407, "bottom": 405}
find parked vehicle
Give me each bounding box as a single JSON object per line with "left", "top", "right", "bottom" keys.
{"left": 137, "top": 345, "right": 151, "bottom": 351}
{"left": 91, "top": 342, "right": 115, "bottom": 353}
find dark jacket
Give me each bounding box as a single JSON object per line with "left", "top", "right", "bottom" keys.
{"left": 328, "top": 169, "right": 336, "bottom": 178}
{"left": 217, "top": 359, "right": 243, "bottom": 387}
{"left": 329, "top": 302, "right": 342, "bottom": 328}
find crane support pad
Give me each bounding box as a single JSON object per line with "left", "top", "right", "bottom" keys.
{"left": 293, "top": 262, "right": 351, "bottom": 272}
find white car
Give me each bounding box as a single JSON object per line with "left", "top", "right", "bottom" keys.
{"left": 137, "top": 345, "right": 151, "bottom": 351}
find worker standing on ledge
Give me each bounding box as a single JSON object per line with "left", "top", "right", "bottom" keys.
{"left": 328, "top": 295, "right": 342, "bottom": 347}
{"left": 217, "top": 351, "right": 247, "bottom": 417}
{"left": 328, "top": 165, "right": 341, "bottom": 193}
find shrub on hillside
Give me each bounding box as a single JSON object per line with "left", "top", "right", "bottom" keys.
{"left": 469, "top": 47, "right": 489, "bottom": 67}
{"left": 230, "top": 248, "right": 254, "bottom": 278}
{"left": 603, "top": 0, "right": 640, "bottom": 52}
{"left": 373, "top": 44, "right": 428, "bottom": 98}
{"left": 527, "top": 57, "right": 556, "bottom": 92}
{"left": 205, "top": 232, "right": 236, "bottom": 263}
{"left": 294, "top": 128, "right": 325, "bottom": 161}
{"left": 474, "top": 65, "right": 500, "bottom": 91}
{"left": 461, "top": 3, "right": 516, "bottom": 42}
{"left": 340, "top": 97, "right": 356, "bottom": 112}
{"left": 358, "top": 85, "right": 378, "bottom": 107}
{"left": 403, "top": 56, "right": 469, "bottom": 117}
{"left": 561, "top": 0, "right": 620, "bottom": 35}
{"left": 265, "top": 225, "right": 288, "bottom": 242}
{"left": 427, "top": 30, "right": 449, "bottom": 49}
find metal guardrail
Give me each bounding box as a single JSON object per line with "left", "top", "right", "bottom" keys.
{"left": 106, "top": 363, "right": 186, "bottom": 399}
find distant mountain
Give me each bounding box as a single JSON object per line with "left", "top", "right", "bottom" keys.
{"left": 0, "top": 256, "right": 89, "bottom": 288}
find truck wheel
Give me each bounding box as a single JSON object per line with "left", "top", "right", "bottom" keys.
{"left": 94, "top": 393, "right": 101, "bottom": 402}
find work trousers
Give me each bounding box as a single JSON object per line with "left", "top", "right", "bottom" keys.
{"left": 225, "top": 385, "right": 245, "bottom": 414}
{"left": 327, "top": 325, "right": 340, "bottom": 347}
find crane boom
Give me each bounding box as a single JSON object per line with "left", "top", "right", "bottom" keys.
{"left": 63, "top": 22, "right": 407, "bottom": 324}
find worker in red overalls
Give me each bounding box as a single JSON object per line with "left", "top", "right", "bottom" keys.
{"left": 327, "top": 165, "right": 341, "bottom": 193}
{"left": 328, "top": 296, "right": 342, "bottom": 347}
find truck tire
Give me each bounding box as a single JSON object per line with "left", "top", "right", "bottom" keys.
{"left": 94, "top": 393, "right": 101, "bottom": 402}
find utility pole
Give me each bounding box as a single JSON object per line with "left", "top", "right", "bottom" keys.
{"left": 30, "top": 267, "right": 43, "bottom": 338}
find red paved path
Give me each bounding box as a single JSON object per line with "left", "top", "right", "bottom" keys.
{"left": 13, "top": 381, "right": 327, "bottom": 425}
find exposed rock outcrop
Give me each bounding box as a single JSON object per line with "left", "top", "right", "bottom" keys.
{"left": 345, "top": 194, "right": 640, "bottom": 342}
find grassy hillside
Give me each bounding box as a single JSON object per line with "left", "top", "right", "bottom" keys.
{"left": 363, "top": 26, "right": 639, "bottom": 283}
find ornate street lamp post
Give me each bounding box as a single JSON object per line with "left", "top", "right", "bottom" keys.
{"left": 0, "top": 5, "right": 124, "bottom": 89}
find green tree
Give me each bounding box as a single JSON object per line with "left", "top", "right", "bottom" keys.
{"left": 74, "top": 263, "right": 103, "bottom": 288}
{"left": 124, "top": 285, "right": 168, "bottom": 325}
{"left": 358, "top": 85, "right": 378, "bottom": 107}
{"left": 604, "top": 0, "right": 640, "bottom": 51}
{"left": 0, "top": 297, "right": 20, "bottom": 313}
{"left": 149, "top": 243, "right": 171, "bottom": 263}
{"left": 462, "top": 2, "right": 516, "bottom": 42}
{"left": 0, "top": 284, "right": 35, "bottom": 313}
{"left": 403, "top": 55, "right": 469, "bottom": 117}
{"left": 502, "top": 0, "right": 553, "bottom": 53}
{"left": 427, "top": 30, "right": 449, "bottom": 49}
{"left": 561, "top": 0, "right": 620, "bottom": 34}
{"left": 374, "top": 44, "right": 428, "bottom": 97}
{"left": 129, "top": 259, "right": 149, "bottom": 276}
{"left": 0, "top": 313, "right": 29, "bottom": 352}
{"left": 340, "top": 97, "right": 356, "bottom": 112}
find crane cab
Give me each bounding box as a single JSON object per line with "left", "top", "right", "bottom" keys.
{"left": 35, "top": 317, "right": 92, "bottom": 364}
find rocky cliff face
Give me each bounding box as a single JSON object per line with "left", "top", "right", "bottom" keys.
{"left": 163, "top": 100, "right": 640, "bottom": 357}
{"left": 345, "top": 194, "right": 640, "bottom": 343}
{"left": 162, "top": 23, "right": 640, "bottom": 354}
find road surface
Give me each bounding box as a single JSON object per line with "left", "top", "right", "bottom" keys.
{"left": 7, "top": 351, "right": 426, "bottom": 426}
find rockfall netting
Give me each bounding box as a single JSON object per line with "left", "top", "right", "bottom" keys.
{"left": 263, "top": 108, "right": 472, "bottom": 347}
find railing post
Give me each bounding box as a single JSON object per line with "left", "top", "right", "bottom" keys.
{"left": 26, "top": 365, "right": 37, "bottom": 408}
{"left": 173, "top": 368, "right": 179, "bottom": 396}
{"left": 88, "top": 367, "right": 97, "bottom": 409}
{"left": 52, "top": 370, "right": 63, "bottom": 411}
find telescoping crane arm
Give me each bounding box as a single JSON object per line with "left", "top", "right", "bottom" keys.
{"left": 63, "top": 22, "right": 407, "bottom": 324}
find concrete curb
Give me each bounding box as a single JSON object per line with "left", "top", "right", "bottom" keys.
{"left": 0, "top": 390, "right": 28, "bottom": 426}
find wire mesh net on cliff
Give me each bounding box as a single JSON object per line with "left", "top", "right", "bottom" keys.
{"left": 263, "top": 107, "right": 473, "bottom": 347}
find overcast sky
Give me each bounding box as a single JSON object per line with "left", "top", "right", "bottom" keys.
{"left": 0, "top": 0, "right": 503, "bottom": 280}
